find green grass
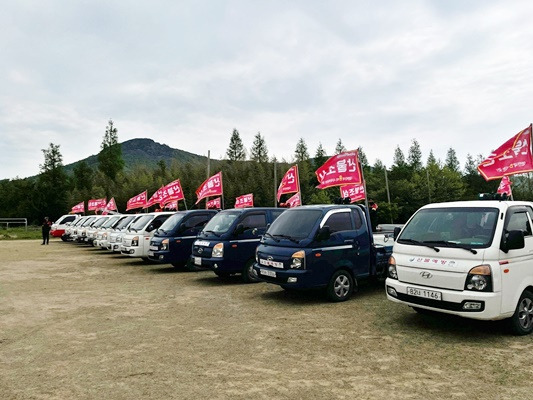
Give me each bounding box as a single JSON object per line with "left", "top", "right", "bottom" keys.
{"left": 0, "top": 226, "right": 43, "bottom": 240}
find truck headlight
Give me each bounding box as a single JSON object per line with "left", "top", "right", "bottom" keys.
{"left": 212, "top": 243, "right": 224, "bottom": 258}
{"left": 388, "top": 256, "right": 398, "bottom": 279}
{"left": 290, "top": 250, "right": 305, "bottom": 269}
{"left": 131, "top": 236, "right": 139, "bottom": 247}
{"left": 255, "top": 247, "right": 259, "bottom": 262}
{"left": 161, "top": 239, "right": 169, "bottom": 251}
{"left": 465, "top": 265, "right": 492, "bottom": 292}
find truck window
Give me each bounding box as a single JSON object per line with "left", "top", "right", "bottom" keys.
{"left": 271, "top": 210, "right": 284, "bottom": 221}
{"left": 506, "top": 212, "right": 532, "bottom": 236}
{"left": 184, "top": 215, "right": 211, "bottom": 229}
{"left": 240, "top": 213, "right": 266, "bottom": 229}
{"left": 324, "top": 212, "right": 352, "bottom": 233}
{"left": 351, "top": 209, "right": 363, "bottom": 230}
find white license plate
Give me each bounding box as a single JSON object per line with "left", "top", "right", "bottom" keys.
{"left": 260, "top": 269, "right": 276, "bottom": 278}
{"left": 195, "top": 240, "right": 210, "bottom": 247}
{"left": 148, "top": 251, "right": 154, "bottom": 257}
{"left": 149, "top": 245, "right": 158, "bottom": 251}
{"left": 259, "top": 258, "right": 284, "bottom": 269}
{"left": 194, "top": 257, "right": 202, "bottom": 266}
{"left": 406, "top": 287, "right": 442, "bottom": 301}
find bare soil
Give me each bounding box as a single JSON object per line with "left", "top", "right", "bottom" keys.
{"left": 0, "top": 239, "right": 532, "bottom": 399}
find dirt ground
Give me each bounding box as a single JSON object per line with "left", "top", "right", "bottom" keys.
{"left": 1, "top": 239, "right": 532, "bottom": 399}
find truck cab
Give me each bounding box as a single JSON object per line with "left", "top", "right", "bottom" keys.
{"left": 121, "top": 212, "right": 174, "bottom": 260}
{"left": 191, "top": 208, "right": 285, "bottom": 282}
{"left": 386, "top": 200, "right": 533, "bottom": 335}
{"left": 252, "top": 204, "right": 393, "bottom": 302}
{"left": 148, "top": 210, "right": 218, "bottom": 267}
{"left": 51, "top": 214, "right": 79, "bottom": 239}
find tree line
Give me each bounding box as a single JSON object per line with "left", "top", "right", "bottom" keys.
{"left": 1, "top": 121, "right": 531, "bottom": 226}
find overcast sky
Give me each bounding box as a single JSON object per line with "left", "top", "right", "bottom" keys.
{"left": 2, "top": 0, "right": 533, "bottom": 180}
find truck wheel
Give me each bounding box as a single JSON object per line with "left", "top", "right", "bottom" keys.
{"left": 242, "top": 259, "right": 260, "bottom": 283}
{"left": 171, "top": 262, "right": 186, "bottom": 269}
{"left": 508, "top": 290, "right": 533, "bottom": 335}
{"left": 326, "top": 270, "right": 354, "bottom": 302}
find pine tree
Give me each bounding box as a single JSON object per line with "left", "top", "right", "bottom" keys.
{"left": 407, "top": 139, "right": 423, "bottom": 170}
{"left": 226, "top": 128, "right": 246, "bottom": 161}
{"left": 294, "top": 138, "right": 309, "bottom": 162}
{"left": 73, "top": 161, "right": 93, "bottom": 192}
{"left": 98, "top": 119, "right": 124, "bottom": 181}
{"left": 445, "top": 147, "right": 460, "bottom": 172}
{"left": 314, "top": 143, "right": 328, "bottom": 169}
{"left": 37, "top": 143, "right": 69, "bottom": 220}
{"left": 335, "top": 139, "right": 346, "bottom": 154}
{"left": 427, "top": 150, "right": 438, "bottom": 167}
{"left": 393, "top": 146, "right": 406, "bottom": 167}
{"left": 357, "top": 146, "right": 368, "bottom": 167}
{"left": 250, "top": 132, "right": 268, "bottom": 162}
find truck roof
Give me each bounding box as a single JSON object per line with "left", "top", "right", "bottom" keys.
{"left": 421, "top": 200, "right": 533, "bottom": 210}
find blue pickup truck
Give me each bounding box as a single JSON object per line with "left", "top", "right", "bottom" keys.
{"left": 148, "top": 210, "right": 218, "bottom": 268}
{"left": 190, "top": 207, "right": 285, "bottom": 282}
{"left": 252, "top": 204, "right": 393, "bottom": 301}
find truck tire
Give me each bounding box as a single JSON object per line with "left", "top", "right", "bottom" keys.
{"left": 326, "top": 270, "right": 355, "bottom": 302}
{"left": 171, "top": 262, "right": 186, "bottom": 269}
{"left": 242, "top": 259, "right": 260, "bottom": 283}
{"left": 508, "top": 290, "right": 533, "bottom": 335}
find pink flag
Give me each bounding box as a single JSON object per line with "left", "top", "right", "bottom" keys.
{"left": 478, "top": 124, "right": 533, "bottom": 181}
{"left": 71, "top": 201, "right": 85, "bottom": 214}
{"left": 277, "top": 165, "right": 299, "bottom": 201}
{"left": 235, "top": 193, "right": 254, "bottom": 208}
{"left": 88, "top": 198, "right": 107, "bottom": 211}
{"left": 196, "top": 172, "right": 223, "bottom": 204}
{"left": 164, "top": 201, "right": 178, "bottom": 210}
{"left": 159, "top": 179, "right": 185, "bottom": 206}
{"left": 497, "top": 176, "right": 513, "bottom": 196}
{"left": 105, "top": 197, "right": 118, "bottom": 211}
{"left": 206, "top": 197, "right": 221, "bottom": 209}
{"left": 340, "top": 183, "right": 366, "bottom": 203}
{"left": 145, "top": 187, "right": 163, "bottom": 208}
{"left": 316, "top": 151, "right": 362, "bottom": 189}
{"left": 282, "top": 192, "right": 301, "bottom": 208}
{"left": 126, "top": 191, "right": 147, "bottom": 211}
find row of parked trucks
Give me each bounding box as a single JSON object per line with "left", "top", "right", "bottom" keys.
{"left": 53, "top": 198, "right": 533, "bottom": 335}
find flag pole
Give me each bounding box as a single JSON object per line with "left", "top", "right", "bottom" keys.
{"left": 274, "top": 160, "right": 277, "bottom": 207}
{"left": 221, "top": 171, "right": 225, "bottom": 210}
{"left": 296, "top": 164, "right": 302, "bottom": 205}
{"left": 384, "top": 166, "right": 393, "bottom": 223}
{"left": 206, "top": 150, "right": 210, "bottom": 210}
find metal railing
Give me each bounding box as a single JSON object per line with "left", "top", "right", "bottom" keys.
{"left": 0, "top": 218, "right": 28, "bottom": 230}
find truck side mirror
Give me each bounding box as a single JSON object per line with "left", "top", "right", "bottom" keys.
{"left": 501, "top": 230, "right": 525, "bottom": 253}
{"left": 393, "top": 226, "right": 402, "bottom": 241}
{"left": 316, "top": 225, "right": 331, "bottom": 241}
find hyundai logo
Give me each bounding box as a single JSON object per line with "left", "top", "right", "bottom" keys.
{"left": 198, "top": 248, "right": 203, "bottom": 254}
{"left": 420, "top": 271, "right": 433, "bottom": 279}
{"left": 267, "top": 256, "right": 273, "bottom": 261}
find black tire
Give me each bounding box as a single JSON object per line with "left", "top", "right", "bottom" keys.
{"left": 171, "top": 262, "right": 186, "bottom": 269}
{"left": 242, "top": 259, "right": 260, "bottom": 283}
{"left": 141, "top": 257, "right": 151, "bottom": 263}
{"left": 61, "top": 235, "right": 68, "bottom": 242}
{"left": 508, "top": 290, "right": 533, "bottom": 335}
{"left": 326, "top": 270, "right": 355, "bottom": 302}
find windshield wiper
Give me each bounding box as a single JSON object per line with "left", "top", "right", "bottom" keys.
{"left": 423, "top": 240, "right": 478, "bottom": 255}
{"left": 399, "top": 238, "right": 440, "bottom": 252}
{"left": 272, "top": 234, "right": 300, "bottom": 244}
{"left": 203, "top": 230, "right": 221, "bottom": 237}
{"left": 263, "top": 232, "right": 279, "bottom": 242}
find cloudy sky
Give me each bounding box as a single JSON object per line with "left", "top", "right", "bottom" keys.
{"left": 2, "top": 0, "right": 533, "bottom": 180}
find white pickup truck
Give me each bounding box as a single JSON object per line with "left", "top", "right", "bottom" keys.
{"left": 386, "top": 200, "right": 533, "bottom": 335}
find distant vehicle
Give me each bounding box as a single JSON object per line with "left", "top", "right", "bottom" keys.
{"left": 51, "top": 214, "right": 79, "bottom": 240}
{"left": 108, "top": 215, "right": 142, "bottom": 252}
{"left": 191, "top": 208, "right": 285, "bottom": 282}
{"left": 386, "top": 200, "right": 533, "bottom": 335}
{"left": 148, "top": 210, "right": 218, "bottom": 268}
{"left": 121, "top": 212, "right": 174, "bottom": 260}
{"left": 94, "top": 215, "right": 124, "bottom": 248}
{"left": 63, "top": 216, "right": 87, "bottom": 242}
{"left": 72, "top": 216, "right": 97, "bottom": 243}
{"left": 85, "top": 216, "right": 111, "bottom": 246}
{"left": 253, "top": 204, "right": 393, "bottom": 302}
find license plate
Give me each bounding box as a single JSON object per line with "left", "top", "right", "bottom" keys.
{"left": 259, "top": 258, "right": 284, "bottom": 269}
{"left": 194, "top": 257, "right": 202, "bottom": 266}
{"left": 260, "top": 269, "right": 276, "bottom": 278}
{"left": 149, "top": 245, "right": 158, "bottom": 251}
{"left": 195, "top": 240, "right": 210, "bottom": 247}
{"left": 406, "top": 287, "right": 442, "bottom": 301}
{"left": 148, "top": 251, "right": 154, "bottom": 257}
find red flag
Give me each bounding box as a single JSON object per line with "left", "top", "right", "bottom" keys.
{"left": 105, "top": 197, "right": 118, "bottom": 211}
{"left": 196, "top": 172, "right": 223, "bottom": 204}
{"left": 277, "top": 165, "right": 299, "bottom": 201}
{"left": 316, "top": 151, "right": 362, "bottom": 189}
{"left": 126, "top": 191, "right": 147, "bottom": 211}
{"left": 478, "top": 125, "right": 533, "bottom": 181}
{"left": 88, "top": 198, "right": 107, "bottom": 211}
{"left": 235, "top": 193, "right": 254, "bottom": 208}
{"left": 71, "top": 201, "right": 85, "bottom": 214}
{"left": 206, "top": 197, "right": 221, "bottom": 209}
{"left": 339, "top": 183, "right": 366, "bottom": 203}
{"left": 164, "top": 201, "right": 178, "bottom": 210}
{"left": 144, "top": 187, "right": 163, "bottom": 208}
{"left": 497, "top": 176, "right": 513, "bottom": 197}
{"left": 284, "top": 192, "right": 301, "bottom": 208}
{"left": 159, "top": 179, "right": 185, "bottom": 207}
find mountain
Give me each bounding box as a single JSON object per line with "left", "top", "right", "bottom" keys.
{"left": 63, "top": 138, "right": 209, "bottom": 174}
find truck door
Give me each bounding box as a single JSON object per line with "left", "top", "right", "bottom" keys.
{"left": 175, "top": 214, "right": 214, "bottom": 261}
{"left": 230, "top": 212, "right": 267, "bottom": 266}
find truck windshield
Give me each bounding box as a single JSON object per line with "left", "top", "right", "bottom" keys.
{"left": 158, "top": 213, "right": 185, "bottom": 233}
{"left": 267, "top": 209, "right": 323, "bottom": 240}
{"left": 398, "top": 207, "right": 499, "bottom": 248}
{"left": 129, "top": 215, "right": 153, "bottom": 232}
{"left": 202, "top": 212, "right": 239, "bottom": 234}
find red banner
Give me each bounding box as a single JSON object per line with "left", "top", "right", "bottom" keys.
{"left": 478, "top": 125, "right": 533, "bottom": 181}
{"left": 88, "top": 198, "right": 107, "bottom": 211}
{"left": 144, "top": 187, "right": 163, "bottom": 208}
{"left": 164, "top": 201, "right": 178, "bottom": 210}
{"left": 196, "top": 172, "right": 223, "bottom": 204}
{"left": 315, "top": 151, "right": 362, "bottom": 189}
{"left": 159, "top": 179, "right": 185, "bottom": 206}
{"left": 340, "top": 183, "right": 366, "bottom": 203}
{"left": 126, "top": 191, "right": 147, "bottom": 211}
{"left": 235, "top": 193, "right": 254, "bottom": 208}
{"left": 277, "top": 165, "right": 299, "bottom": 201}
{"left": 497, "top": 176, "right": 513, "bottom": 196}
{"left": 206, "top": 197, "right": 221, "bottom": 209}
{"left": 71, "top": 201, "right": 85, "bottom": 214}
{"left": 282, "top": 192, "right": 301, "bottom": 208}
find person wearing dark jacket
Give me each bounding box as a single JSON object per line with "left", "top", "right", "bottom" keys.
{"left": 42, "top": 217, "right": 52, "bottom": 245}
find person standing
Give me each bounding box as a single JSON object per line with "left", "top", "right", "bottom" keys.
{"left": 42, "top": 217, "right": 52, "bottom": 245}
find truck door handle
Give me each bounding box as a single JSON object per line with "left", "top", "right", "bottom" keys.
{"left": 344, "top": 239, "right": 355, "bottom": 244}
